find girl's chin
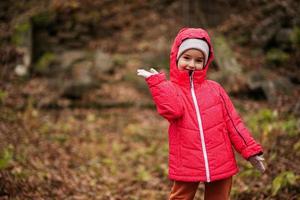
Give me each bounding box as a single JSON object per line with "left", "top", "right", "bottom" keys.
{"left": 184, "top": 69, "right": 202, "bottom": 71}
{"left": 177, "top": 67, "right": 204, "bottom": 71}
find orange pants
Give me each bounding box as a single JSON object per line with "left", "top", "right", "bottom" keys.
{"left": 169, "top": 177, "right": 232, "bottom": 200}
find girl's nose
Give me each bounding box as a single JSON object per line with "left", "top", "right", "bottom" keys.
{"left": 188, "top": 60, "right": 195, "bottom": 69}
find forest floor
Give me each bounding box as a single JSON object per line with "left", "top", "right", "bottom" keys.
{"left": 1, "top": 93, "right": 299, "bottom": 199}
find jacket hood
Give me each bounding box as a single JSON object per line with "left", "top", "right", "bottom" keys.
{"left": 170, "top": 28, "right": 214, "bottom": 87}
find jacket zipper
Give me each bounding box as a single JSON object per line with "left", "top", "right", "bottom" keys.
{"left": 189, "top": 71, "right": 210, "bottom": 182}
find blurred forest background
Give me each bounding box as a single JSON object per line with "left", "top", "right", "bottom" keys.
{"left": 0, "top": 0, "right": 300, "bottom": 199}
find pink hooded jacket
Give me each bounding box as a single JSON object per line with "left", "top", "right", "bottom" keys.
{"left": 145, "top": 28, "right": 263, "bottom": 182}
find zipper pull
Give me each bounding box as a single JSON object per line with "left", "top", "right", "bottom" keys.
{"left": 189, "top": 70, "right": 194, "bottom": 88}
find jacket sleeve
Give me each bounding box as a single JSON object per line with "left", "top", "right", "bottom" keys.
{"left": 218, "top": 85, "right": 263, "bottom": 160}
{"left": 145, "top": 72, "right": 184, "bottom": 121}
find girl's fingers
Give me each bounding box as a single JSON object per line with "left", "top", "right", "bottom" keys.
{"left": 137, "top": 69, "right": 146, "bottom": 75}
{"left": 150, "top": 68, "right": 158, "bottom": 73}
{"left": 255, "top": 155, "right": 264, "bottom": 161}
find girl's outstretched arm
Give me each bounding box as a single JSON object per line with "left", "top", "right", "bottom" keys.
{"left": 137, "top": 68, "right": 184, "bottom": 121}
{"left": 217, "top": 84, "right": 263, "bottom": 160}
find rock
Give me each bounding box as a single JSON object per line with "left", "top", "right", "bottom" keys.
{"left": 247, "top": 69, "right": 294, "bottom": 104}
{"left": 247, "top": 70, "right": 268, "bottom": 90}
{"left": 93, "top": 49, "right": 114, "bottom": 73}
{"left": 62, "top": 81, "right": 94, "bottom": 99}
{"left": 30, "top": 49, "right": 117, "bottom": 99}
{"left": 212, "top": 34, "right": 242, "bottom": 74}
{"left": 59, "top": 50, "right": 90, "bottom": 69}
{"left": 66, "top": 41, "right": 85, "bottom": 48}
{"left": 260, "top": 80, "right": 277, "bottom": 104}
{"left": 271, "top": 77, "right": 294, "bottom": 96}
{"left": 210, "top": 34, "right": 246, "bottom": 92}
{"left": 62, "top": 60, "right": 96, "bottom": 99}
{"left": 71, "top": 60, "right": 93, "bottom": 85}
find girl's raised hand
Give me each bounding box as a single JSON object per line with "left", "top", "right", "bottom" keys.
{"left": 137, "top": 68, "right": 159, "bottom": 78}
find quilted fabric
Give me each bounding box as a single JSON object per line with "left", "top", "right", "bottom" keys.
{"left": 145, "top": 28, "right": 263, "bottom": 182}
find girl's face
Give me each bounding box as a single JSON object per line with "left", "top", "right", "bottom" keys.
{"left": 177, "top": 49, "right": 205, "bottom": 71}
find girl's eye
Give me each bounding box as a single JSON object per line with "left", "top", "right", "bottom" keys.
{"left": 196, "top": 60, "right": 203, "bottom": 63}
{"left": 183, "top": 56, "right": 190, "bottom": 59}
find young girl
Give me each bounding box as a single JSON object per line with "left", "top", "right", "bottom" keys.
{"left": 137, "top": 28, "right": 265, "bottom": 200}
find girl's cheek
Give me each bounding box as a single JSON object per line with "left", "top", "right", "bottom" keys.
{"left": 195, "top": 64, "right": 202, "bottom": 70}
{"left": 178, "top": 61, "right": 186, "bottom": 69}
{"left": 178, "top": 64, "right": 188, "bottom": 70}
